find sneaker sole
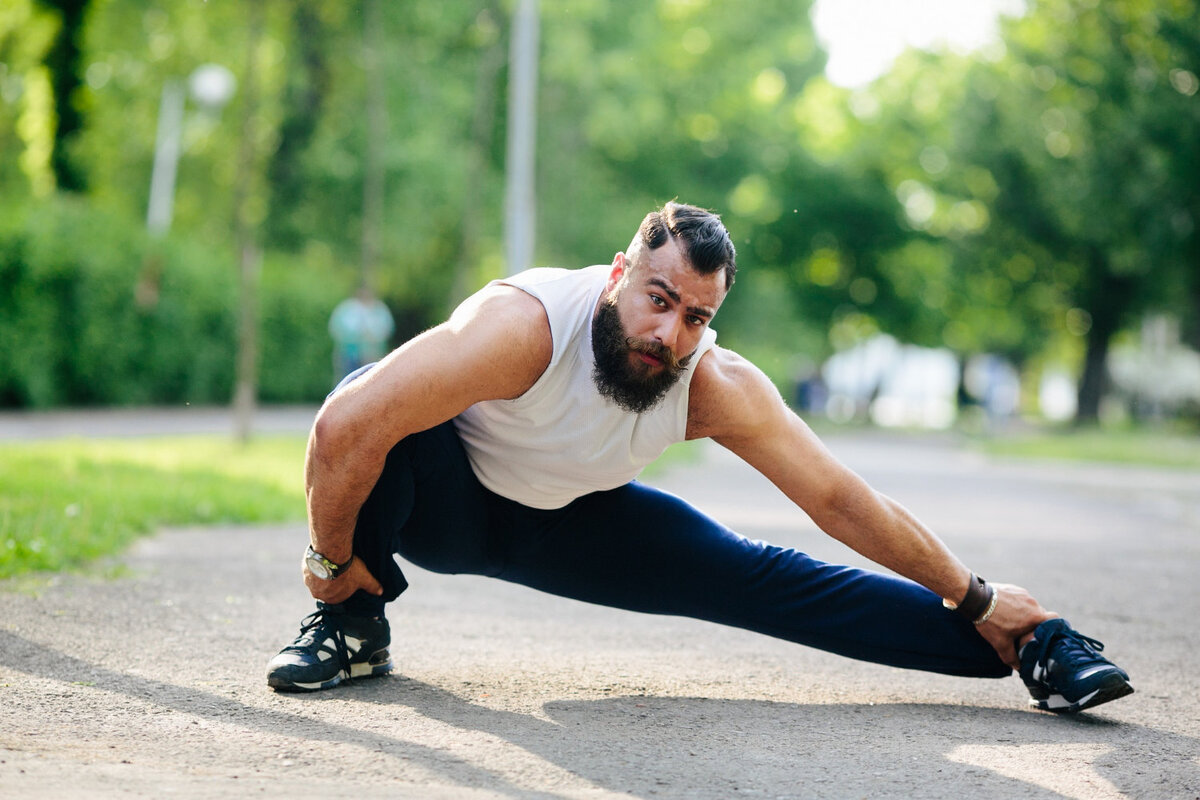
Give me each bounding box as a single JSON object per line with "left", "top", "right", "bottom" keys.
{"left": 267, "top": 657, "right": 393, "bottom": 693}
{"left": 1031, "top": 676, "right": 1134, "bottom": 713}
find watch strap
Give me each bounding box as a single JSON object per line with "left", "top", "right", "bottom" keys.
{"left": 306, "top": 544, "right": 353, "bottom": 579}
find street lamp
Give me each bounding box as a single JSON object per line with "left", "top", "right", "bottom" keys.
{"left": 146, "top": 63, "right": 236, "bottom": 235}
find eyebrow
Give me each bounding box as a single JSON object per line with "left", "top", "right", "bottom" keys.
{"left": 647, "top": 277, "right": 714, "bottom": 319}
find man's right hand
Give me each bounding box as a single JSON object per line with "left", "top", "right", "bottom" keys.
{"left": 975, "top": 582, "right": 1057, "bottom": 670}
{"left": 303, "top": 557, "right": 384, "bottom": 604}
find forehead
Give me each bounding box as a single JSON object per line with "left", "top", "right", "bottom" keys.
{"left": 632, "top": 238, "right": 727, "bottom": 311}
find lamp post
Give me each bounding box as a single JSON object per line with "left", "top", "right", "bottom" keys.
{"left": 146, "top": 63, "right": 236, "bottom": 235}
{"left": 504, "top": 0, "right": 539, "bottom": 275}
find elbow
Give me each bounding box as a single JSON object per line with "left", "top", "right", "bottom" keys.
{"left": 309, "top": 399, "right": 360, "bottom": 468}
{"left": 309, "top": 390, "right": 398, "bottom": 474}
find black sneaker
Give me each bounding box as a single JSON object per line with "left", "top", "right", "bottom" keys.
{"left": 1018, "top": 618, "right": 1133, "bottom": 713}
{"left": 266, "top": 604, "right": 392, "bottom": 692}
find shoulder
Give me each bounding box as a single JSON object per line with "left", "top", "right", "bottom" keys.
{"left": 685, "top": 345, "right": 788, "bottom": 442}
{"left": 450, "top": 281, "right": 549, "bottom": 331}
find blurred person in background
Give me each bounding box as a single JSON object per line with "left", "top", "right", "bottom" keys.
{"left": 329, "top": 287, "right": 395, "bottom": 384}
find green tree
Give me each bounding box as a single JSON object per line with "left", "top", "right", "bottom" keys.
{"left": 841, "top": 0, "right": 1199, "bottom": 422}
{"left": 957, "top": 0, "right": 1199, "bottom": 421}
{"left": 534, "top": 0, "right": 907, "bottom": 374}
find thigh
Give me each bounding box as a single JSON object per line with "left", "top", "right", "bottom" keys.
{"left": 394, "top": 421, "right": 501, "bottom": 577}
{"left": 353, "top": 421, "right": 500, "bottom": 596}
{"left": 495, "top": 482, "right": 777, "bottom": 614}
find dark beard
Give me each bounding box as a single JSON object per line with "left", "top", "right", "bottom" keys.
{"left": 590, "top": 297, "right": 690, "bottom": 414}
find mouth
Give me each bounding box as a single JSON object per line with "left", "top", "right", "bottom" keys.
{"left": 636, "top": 351, "right": 664, "bottom": 367}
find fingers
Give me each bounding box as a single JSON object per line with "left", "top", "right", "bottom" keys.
{"left": 353, "top": 558, "right": 384, "bottom": 596}
{"left": 302, "top": 557, "right": 383, "bottom": 603}
{"left": 975, "top": 583, "right": 1058, "bottom": 671}
{"left": 979, "top": 623, "right": 1019, "bottom": 670}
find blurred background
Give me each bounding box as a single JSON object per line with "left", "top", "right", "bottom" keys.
{"left": 2, "top": 0, "right": 1198, "bottom": 436}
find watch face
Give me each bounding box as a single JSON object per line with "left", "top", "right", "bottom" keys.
{"left": 306, "top": 553, "right": 332, "bottom": 580}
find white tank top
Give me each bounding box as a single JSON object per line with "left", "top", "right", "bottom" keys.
{"left": 453, "top": 264, "right": 718, "bottom": 509}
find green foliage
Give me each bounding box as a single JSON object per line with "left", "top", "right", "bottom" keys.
{"left": 258, "top": 247, "right": 349, "bottom": 400}
{"left": 961, "top": 0, "right": 1199, "bottom": 416}
{"left": 2, "top": 0, "right": 1198, "bottom": 423}
{"left": 0, "top": 197, "right": 232, "bottom": 406}
{"left": 0, "top": 197, "right": 336, "bottom": 407}
{"left": 0, "top": 434, "right": 306, "bottom": 577}
{"left": 534, "top": 0, "right": 901, "bottom": 361}
{"left": 823, "top": 0, "right": 1200, "bottom": 420}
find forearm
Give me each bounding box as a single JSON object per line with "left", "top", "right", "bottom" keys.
{"left": 814, "top": 481, "right": 972, "bottom": 603}
{"left": 816, "top": 479, "right": 1053, "bottom": 669}
{"left": 303, "top": 415, "right": 388, "bottom": 563}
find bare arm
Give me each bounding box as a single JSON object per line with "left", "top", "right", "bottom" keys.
{"left": 686, "top": 347, "right": 1052, "bottom": 668}
{"left": 302, "top": 284, "right": 552, "bottom": 603}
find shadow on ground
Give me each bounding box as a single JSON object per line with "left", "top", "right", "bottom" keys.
{"left": 3, "top": 630, "right": 1193, "bottom": 799}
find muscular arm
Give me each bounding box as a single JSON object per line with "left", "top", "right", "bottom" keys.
{"left": 686, "top": 347, "right": 1051, "bottom": 668}
{"left": 303, "top": 285, "right": 551, "bottom": 602}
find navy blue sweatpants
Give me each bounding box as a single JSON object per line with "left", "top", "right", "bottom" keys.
{"left": 338, "top": 414, "right": 1010, "bottom": 679}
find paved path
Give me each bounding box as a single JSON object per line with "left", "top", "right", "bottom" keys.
{"left": 1, "top": 420, "right": 1198, "bottom": 798}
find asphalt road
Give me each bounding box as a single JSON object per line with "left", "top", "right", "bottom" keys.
{"left": 1, "top": 413, "right": 1198, "bottom": 798}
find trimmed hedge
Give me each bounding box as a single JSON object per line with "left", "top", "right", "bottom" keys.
{"left": 0, "top": 198, "right": 345, "bottom": 408}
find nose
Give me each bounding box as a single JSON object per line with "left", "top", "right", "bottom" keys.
{"left": 653, "top": 313, "right": 683, "bottom": 353}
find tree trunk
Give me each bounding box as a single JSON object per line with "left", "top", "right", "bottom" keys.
{"left": 1074, "top": 317, "right": 1113, "bottom": 425}
{"left": 1190, "top": 285, "right": 1200, "bottom": 352}
{"left": 1187, "top": 239, "right": 1200, "bottom": 352}
{"left": 1074, "top": 259, "right": 1131, "bottom": 426}
{"left": 38, "top": 0, "right": 90, "bottom": 191}
{"left": 264, "top": 0, "right": 329, "bottom": 249}
{"left": 232, "top": 1, "right": 265, "bottom": 443}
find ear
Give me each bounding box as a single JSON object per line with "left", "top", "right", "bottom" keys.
{"left": 606, "top": 252, "right": 626, "bottom": 293}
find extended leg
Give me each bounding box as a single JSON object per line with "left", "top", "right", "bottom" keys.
{"left": 490, "top": 481, "right": 1010, "bottom": 678}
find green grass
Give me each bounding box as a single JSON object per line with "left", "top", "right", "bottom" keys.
{"left": 976, "top": 425, "right": 1200, "bottom": 470}
{"left": 640, "top": 438, "right": 707, "bottom": 478}
{"left": 0, "top": 432, "right": 711, "bottom": 581}
{"left": 0, "top": 435, "right": 308, "bottom": 579}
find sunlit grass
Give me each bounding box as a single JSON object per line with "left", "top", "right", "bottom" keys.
{"left": 976, "top": 425, "right": 1200, "bottom": 470}
{"left": 640, "top": 438, "right": 706, "bottom": 478}
{"left": 0, "top": 435, "right": 308, "bottom": 578}
{"left": 0, "top": 433, "right": 710, "bottom": 580}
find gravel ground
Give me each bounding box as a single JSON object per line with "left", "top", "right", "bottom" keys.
{"left": 2, "top": 427, "right": 1198, "bottom": 799}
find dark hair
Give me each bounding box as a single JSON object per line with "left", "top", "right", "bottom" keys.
{"left": 633, "top": 201, "right": 737, "bottom": 290}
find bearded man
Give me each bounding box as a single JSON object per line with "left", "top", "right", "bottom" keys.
{"left": 267, "top": 201, "right": 1132, "bottom": 714}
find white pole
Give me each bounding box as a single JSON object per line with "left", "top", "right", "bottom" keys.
{"left": 504, "top": 0, "right": 539, "bottom": 275}
{"left": 147, "top": 79, "right": 185, "bottom": 235}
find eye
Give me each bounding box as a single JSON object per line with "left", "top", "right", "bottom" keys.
{"left": 687, "top": 315, "right": 706, "bottom": 326}
{"left": 649, "top": 294, "right": 667, "bottom": 307}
